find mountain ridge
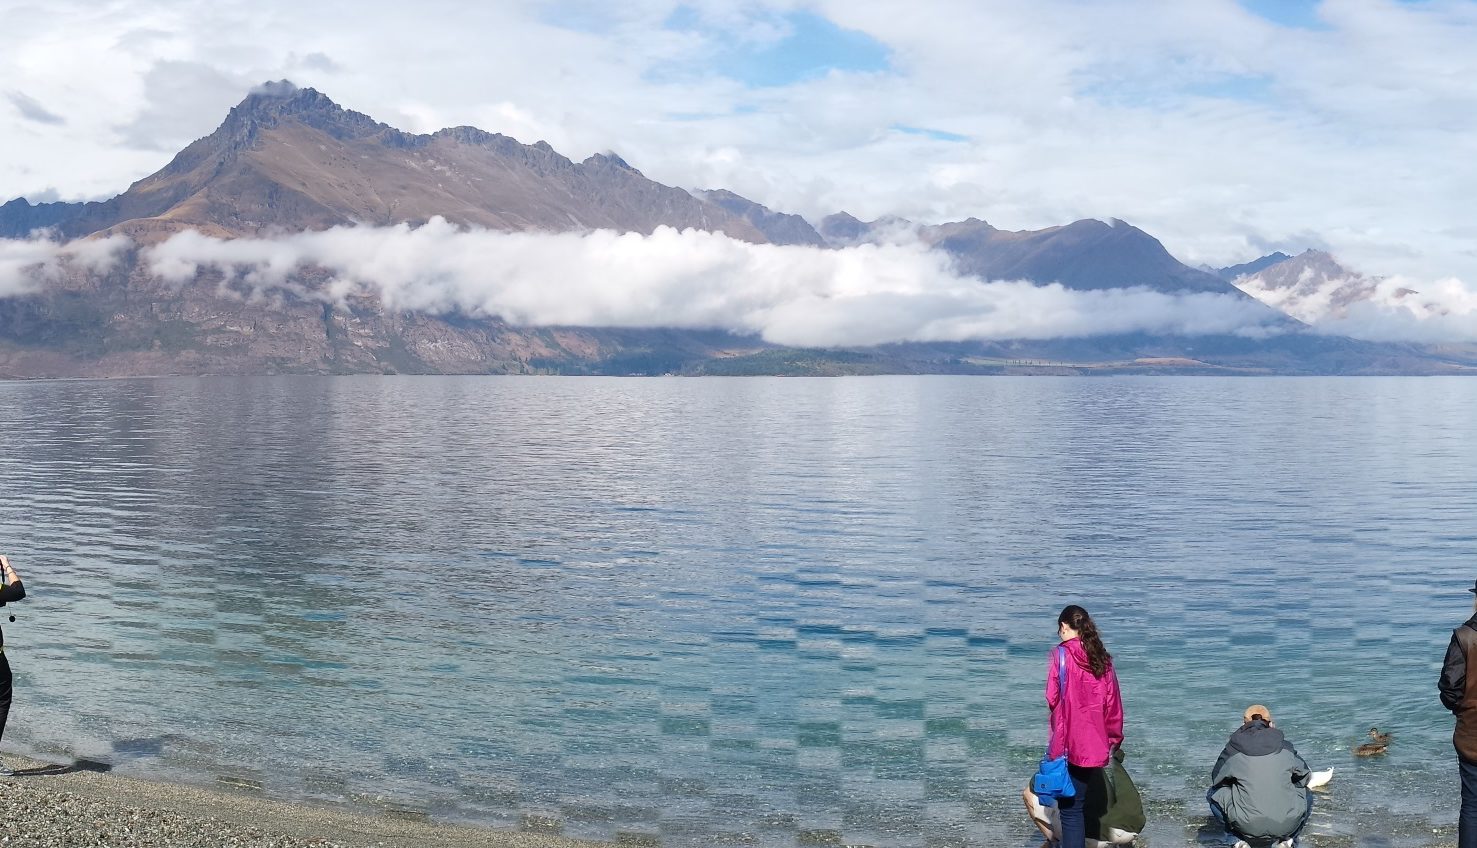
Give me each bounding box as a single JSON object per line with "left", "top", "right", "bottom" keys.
{"left": 5, "top": 81, "right": 770, "bottom": 244}
{"left": 1, "top": 81, "right": 1472, "bottom": 377}
{"left": 920, "top": 217, "right": 1238, "bottom": 295}
{"left": 1215, "top": 251, "right": 1293, "bottom": 281}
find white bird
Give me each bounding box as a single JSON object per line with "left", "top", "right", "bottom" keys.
{"left": 1307, "top": 767, "right": 1334, "bottom": 790}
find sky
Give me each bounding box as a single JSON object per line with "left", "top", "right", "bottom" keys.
{"left": 2, "top": 0, "right": 1476, "bottom": 287}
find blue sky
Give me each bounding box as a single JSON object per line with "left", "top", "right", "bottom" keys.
{"left": 1239, "top": 0, "right": 1329, "bottom": 29}
{"left": 659, "top": 6, "right": 892, "bottom": 87}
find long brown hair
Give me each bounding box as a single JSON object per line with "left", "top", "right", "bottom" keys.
{"left": 1059, "top": 605, "right": 1112, "bottom": 678}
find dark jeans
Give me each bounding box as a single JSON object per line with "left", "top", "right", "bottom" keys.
{"left": 0, "top": 652, "right": 11, "bottom": 744}
{"left": 1058, "top": 765, "right": 1098, "bottom": 848}
{"left": 1462, "top": 755, "right": 1477, "bottom": 848}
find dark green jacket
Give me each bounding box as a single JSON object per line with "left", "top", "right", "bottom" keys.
{"left": 1207, "top": 720, "right": 1312, "bottom": 841}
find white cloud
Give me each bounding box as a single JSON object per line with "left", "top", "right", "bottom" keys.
{"left": 0, "top": 240, "right": 63, "bottom": 298}
{"left": 1231, "top": 258, "right": 1477, "bottom": 343}
{"left": 4, "top": 0, "right": 1477, "bottom": 285}
{"left": 0, "top": 234, "right": 131, "bottom": 297}
{"left": 1311, "top": 276, "right": 1477, "bottom": 344}
{"left": 141, "top": 219, "right": 1284, "bottom": 347}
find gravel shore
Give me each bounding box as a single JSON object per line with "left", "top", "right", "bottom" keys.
{"left": 0, "top": 751, "right": 1462, "bottom": 847}
{"left": 0, "top": 754, "right": 592, "bottom": 848}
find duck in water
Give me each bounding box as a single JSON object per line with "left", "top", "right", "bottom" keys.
{"left": 1354, "top": 727, "right": 1391, "bottom": 757}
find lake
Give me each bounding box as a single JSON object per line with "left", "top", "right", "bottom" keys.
{"left": 0, "top": 376, "right": 1471, "bottom": 846}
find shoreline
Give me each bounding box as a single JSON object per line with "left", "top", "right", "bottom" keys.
{"left": 0, "top": 750, "right": 1464, "bottom": 848}
{"left": 0, "top": 753, "right": 598, "bottom": 848}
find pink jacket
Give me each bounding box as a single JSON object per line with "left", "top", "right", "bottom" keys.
{"left": 1045, "top": 637, "right": 1124, "bottom": 768}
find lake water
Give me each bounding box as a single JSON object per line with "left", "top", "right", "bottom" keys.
{"left": 0, "top": 376, "right": 1472, "bottom": 847}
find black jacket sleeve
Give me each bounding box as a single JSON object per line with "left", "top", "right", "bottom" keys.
{"left": 1442, "top": 630, "right": 1467, "bottom": 712}
{"left": 0, "top": 579, "right": 23, "bottom": 604}
{"left": 1284, "top": 741, "right": 1311, "bottom": 786}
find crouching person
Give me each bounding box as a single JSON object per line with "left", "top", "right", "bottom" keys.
{"left": 1207, "top": 705, "right": 1313, "bottom": 848}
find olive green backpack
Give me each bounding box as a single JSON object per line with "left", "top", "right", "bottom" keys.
{"left": 1096, "top": 749, "right": 1146, "bottom": 837}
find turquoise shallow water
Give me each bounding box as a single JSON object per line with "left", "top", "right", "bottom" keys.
{"left": 0, "top": 376, "right": 1472, "bottom": 846}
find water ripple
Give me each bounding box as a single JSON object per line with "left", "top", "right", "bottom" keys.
{"left": 0, "top": 376, "right": 1473, "bottom": 846}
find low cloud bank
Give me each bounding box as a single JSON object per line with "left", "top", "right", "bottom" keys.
{"left": 1312, "top": 276, "right": 1477, "bottom": 344}
{"left": 0, "top": 234, "right": 130, "bottom": 297}
{"left": 143, "top": 219, "right": 1283, "bottom": 347}
{"left": 1235, "top": 267, "right": 1477, "bottom": 344}
{"left": 17, "top": 222, "right": 1477, "bottom": 348}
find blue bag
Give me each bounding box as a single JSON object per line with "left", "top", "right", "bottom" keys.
{"left": 1031, "top": 646, "right": 1076, "bottom": 806}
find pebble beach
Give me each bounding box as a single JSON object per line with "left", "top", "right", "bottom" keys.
{"left": 0, "top": 754, "right": 589, "bottom": 848}
{"left": 0, "top": 751, "right": 1467, "bottom": 847}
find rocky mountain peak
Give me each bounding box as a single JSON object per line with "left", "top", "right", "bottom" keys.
{"left": 582, "top": 152, "right": 640, "bottom": 174}
{"left": 219, "top": 81, "right": 393, "bottom": 145}
{"left": 1251, "top": 249, "right": 1355, "bottom": 287}
{"left": 1290, "top": 248, "right": 1341, "bottom": 271}
{"left": 234, "top": 79, "right": 309, "bottom": 111}
{"left": 230, "top": 81, "right": 363, "bottom": 125}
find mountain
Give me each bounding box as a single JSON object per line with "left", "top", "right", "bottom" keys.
{"left": 0, "top": 82, "right": 790, "bottom": 377}
{"left": 1, "top": 82, "right": 1472, "bottom": 377}
{"left": 815, "top": 212, "right": 1250, "bottom": 298}
{"left": 22, "top": 81, "right": 766, "bottom": 244}
{"left": 919, "top": 217, "right": 1243, "bottom": 295}
{"left": 1224, "top": 249, "right": 1402, "bottom": 323}
{"left": 1214, "top": 252, "right": 1292, "bottom": 282}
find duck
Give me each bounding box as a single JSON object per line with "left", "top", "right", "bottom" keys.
{"left": 1354, "top": 726, "right": 1391, "bottom": 757}
{"left": 1307, "top": 767, "right": 1334, "bottom": 790}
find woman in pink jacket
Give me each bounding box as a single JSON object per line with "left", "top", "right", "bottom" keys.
{"left": 1046, "top": 604, "right": 1125, "bottom": 848}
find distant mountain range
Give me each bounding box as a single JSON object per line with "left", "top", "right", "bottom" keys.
{"left": 1, "top": 81, "right": 1472, "bottom": 377}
